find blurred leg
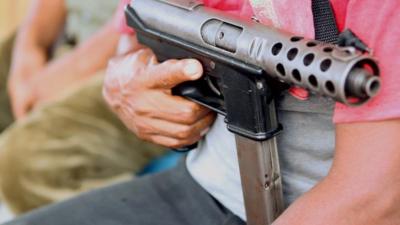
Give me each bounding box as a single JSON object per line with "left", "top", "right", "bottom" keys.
{"left": 0, "top": 75, "right": 165, "bottom": 214}
{"left": 1, "top": 161, "right": 245, "bottom": 225}
{"left": 0, "top": 33, "right": 15, "bottom": 132}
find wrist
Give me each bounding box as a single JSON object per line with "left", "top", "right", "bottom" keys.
{"left": 10, "top": 44, "right": 47, "bottom": 79}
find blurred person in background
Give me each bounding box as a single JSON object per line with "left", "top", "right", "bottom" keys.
{"left": 0, "top": 0, "right": 166, "bottom": 215}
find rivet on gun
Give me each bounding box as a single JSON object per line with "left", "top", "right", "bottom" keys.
{"left": 218, "top": 32, "right": 225, "bottom": 40}
{"left": 251, "top": 16, "right": 260, "bottom": 23}
{"left": 264, "top": 174, "right": 272, "bottom": 188}
{"left": 210, "top": 61, "right": 216, "bottom": 69}
{"left": 256, "top": 82, "right": 264, "bottom": 90}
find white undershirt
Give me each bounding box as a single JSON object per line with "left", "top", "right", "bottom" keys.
{"left": 186, "top": 116, "right": 247, "bottom": 220}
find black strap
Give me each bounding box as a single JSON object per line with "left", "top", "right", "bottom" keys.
{"left": 311, "top": 0, "right": 339, "bottom": 43}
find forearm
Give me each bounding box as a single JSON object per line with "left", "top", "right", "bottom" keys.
{"left": 10, "top": 0, "right": 66, "bottom": 78}
{"left": 11, "top": 18, "right": 51, "bottom": 79}
{"left": 32, "top": 22, "right": 120, "bottom": 99}
{"left": 274, "top": 120, "right": 400, "bottom": 225}
{"left": 10, "top": 43, "right": 47, "bottom": 82}
{"left": 274, "top": 177, "right": 387, "bottom": 225}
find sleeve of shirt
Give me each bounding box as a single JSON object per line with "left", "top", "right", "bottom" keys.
{"left": 333, "top": 1, "right": 400, "bottom": 123}
{"left": 113, "top": 0, "right": 134, "bottom": 34}
{"left": 203, "top": 0, "right": 253, "bottom": 18}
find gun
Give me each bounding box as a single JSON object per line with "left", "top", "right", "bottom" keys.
{"left": 125, "top": 0, "right": 381, "bottom": 224}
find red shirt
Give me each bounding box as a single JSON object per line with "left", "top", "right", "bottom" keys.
{"left": 115, "top": 0, "right": 400, "bottom": 124}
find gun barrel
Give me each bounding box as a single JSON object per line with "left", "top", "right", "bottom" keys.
{"left": 346, "top": 69, "right": 380, "bottom": 98}
{"left": 130, "top": 0, "right": 380, "bottom": 106}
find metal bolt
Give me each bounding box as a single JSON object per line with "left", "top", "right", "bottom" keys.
{"left": 264, "top": 174, "right": 271, "bottom": 188}
{"left": 218, "top": 32, "right": 224, "bottom": 40}
{"left": 210, "top": 61, "right": 216, "bottom": 69}
{"left": 257, "top": 82, "right": 264, "bottom": 90}
{"left": 251, "top": 16, "right": 260, "bottom": 23}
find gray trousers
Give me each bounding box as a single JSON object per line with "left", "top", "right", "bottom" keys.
{"left": 2, "top": 161, "right": 245, "bottom": 225}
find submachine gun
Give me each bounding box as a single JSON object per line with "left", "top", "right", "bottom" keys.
{"left": 125, "top": 0, "right": 381, "bottom": 224}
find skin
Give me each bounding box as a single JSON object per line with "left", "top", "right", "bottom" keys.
{"left": 104, "top": 44, "right": 215, "bottom": 148}
{"left": 8, "top": 0, "right": 120, "bottom": 119}
{"left": 105, "top": 34, "right": 400, "bottom": 224}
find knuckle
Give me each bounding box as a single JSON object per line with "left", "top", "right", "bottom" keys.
{"left": 168, "top": 140, "right": 184, "bottom": 149}
{"left": 205, "top": 113, "right": 217, "bottom": 124}
{"left": 189, "top": 102, "right": 202, "bottom": 113}
{"left": 133, "top": 67, "right": 147, "bottom": 77}
{"left": 134, "top": 130, "right": 146, "bottom": 140}
{"left": 134, "top": 107, "right": 149, "bottom": 116}
{"left": 134, "top": 122, "right": 152, "bottom": 137}
{"left": 181, "top": 112, "right": 197, "bottom": 124}
{"left": 102, "top": 86, "right": 116, "bottom": 103}
{"left": 140, "top": 135, "right": 155, "bottom": 144}
{"left": 130, "top": 99, "right": 152, "bottom": 116}
{"left": 133, "top": 49, "right": 153, "bottom": 64}
{"left": 161, "top": 59, "right": 178, "bottom": 67}
{"left": 181, "top": 104, "right": 202, "bottom": 123}
{"left": 136, "top": 48, "right": 152, "bottom": 56}
{"left": 176, "top": 126, "right": 193, "bottom": 139}
{"left": 136, "top": 130, "right": 151, "bottom": 141}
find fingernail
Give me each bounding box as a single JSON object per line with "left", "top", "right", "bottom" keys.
{"left": 200, "top": 128, "right": 210, "bottom": 136}
{"left": 184, "top": 60, "right": 201, "bottom": 77}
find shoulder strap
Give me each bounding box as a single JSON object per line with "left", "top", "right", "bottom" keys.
{"left": 311, "top": 0, "right": 339, "bottom": 43}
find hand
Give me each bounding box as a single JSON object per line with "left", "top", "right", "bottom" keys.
{"left": 7, "top": 78, "right": 37, "bottom": 119}
{"left": 103, "top": 48, "right": 216, "bottom": 148}
{"left": 8, "top": 67, "right": 66, "bottom": 119}
{"left": 7, "top": 49, "right": 46, "bottom": 119}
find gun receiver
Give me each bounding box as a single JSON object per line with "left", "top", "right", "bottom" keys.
{"left": 126, "top": 0, "right": 380, "bottom": 140}
{"left": 125, "top": 0, "right": 380, "bottom": 224}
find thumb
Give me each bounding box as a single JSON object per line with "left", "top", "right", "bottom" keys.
{"left": 11, "top": 95, "right": 33, "bottom": 120}
{"left": 10, "top": 84, "right": 37, "bottom": 120}
{"left": 146, "top": 59, "right": 203, "bottom": 89}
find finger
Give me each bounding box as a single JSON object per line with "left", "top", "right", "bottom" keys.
{"left": 145, "top": 113, "right": 215, "bottom": 149}
{"left": 11, "top": 100, "right": 24, "bottom": 119}
{"left": 12, "top": 100, "right": 31, "bottom": 120}
{"left": 116, "top": 34, "right": 145, "bottom": 55}
{"left": 109, "top": 48, "right": 155, "bottom": 72}
{"left": 124, "top": 48, "right": 156, "bottom": 70}
{"left": 133, "top": 90, "right": 211, "bottom": 125}
{"left": 9, "top": 93, "right": 32, "bottom": 120}
{"left": 105, "top": 48, "right": 156, "bottom": 94}
{"left": 136, "top": 113, "right": 215, "bottom": 140}
{"left": 146, "top": 135, "right": 198, "bottom": 149}
{"left": 146, "top": 59, "right": 203, "bottom": 89}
